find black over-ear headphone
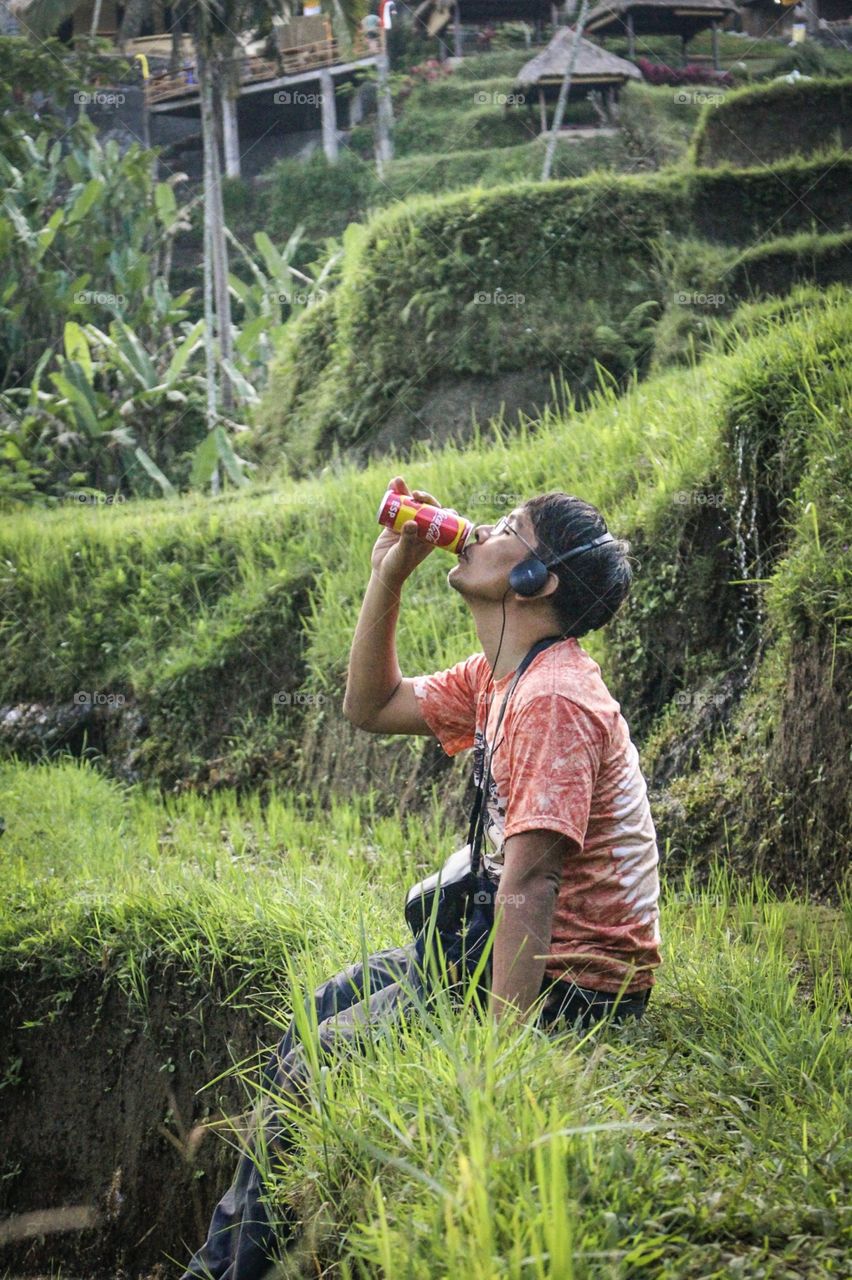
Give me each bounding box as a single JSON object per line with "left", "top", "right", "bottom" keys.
{"left": 508, "top": 531, "right": 615, "bottom": 597}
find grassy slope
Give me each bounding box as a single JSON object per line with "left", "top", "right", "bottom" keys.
{"left": 1, "top": 287, "right": 849, "bottom": 897}
{"left": 0, "top": 286, "right": 848, "bottom": 701}
{"left": 257, "top": 79, "right": 702, "bottom": 263}
{"left": 255, "top": 146, "right": 852, "bottom": 473}
{"left": 0, "top": 756, "right": 849, "bottom": 1277}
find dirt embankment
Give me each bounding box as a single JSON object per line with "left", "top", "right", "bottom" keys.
{"left": 0, "top": 966, "right": 270, "bottom": 1278}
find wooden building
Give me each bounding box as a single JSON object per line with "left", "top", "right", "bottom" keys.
{"left": 738, "top": 0, "right": 852, "bottom": 38}
{"left": 515, "top": 26, "right": 641, "bottom": 127}
{"left": 585, "top": 0, "right": 738, "bottom": 68}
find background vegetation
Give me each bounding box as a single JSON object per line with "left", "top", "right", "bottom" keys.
{"left": 1, "top": 22, "right": 850, "bottom": 1279}
{"left": 1, "top": 758, "right": 848, "bottom": 1276}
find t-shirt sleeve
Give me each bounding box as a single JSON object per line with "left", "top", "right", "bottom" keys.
{"left": 411, "top": 653, "right": 483, "bottom": 757}
{"left": 502, "top": 693, "right": 610, "bottom": 847}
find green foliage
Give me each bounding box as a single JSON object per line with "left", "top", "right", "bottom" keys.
{"left": 726, "top": 228, "right": 852, "bottom": 300}
{"left": 691, "top": 76, "right": 852, "bottom": 169}
{"left": 450, "top": 49, "right": 539, "bottom": 81}
{"left": 688, "top": 149, "right": 852, "bottom": 242}
{"left": 649, "top": 231, "right": 852, "bottom": 372}
{"left": 616, "top": 81, "right": 705, "bottom": 170}
{"left": 391, "top": 96, "right": 538, "bottom": 158}
{"left": 0, "top": 119, "right": 188, "bottom": 390}
{"left": 0, "top": 759, "right": 849, "bottom": 1276}
{"left": 0, "top": 316, "right": 210, "bottom": 503}
{"left": 0, "top": 116, "right": 256, "bottom": 503}
{"left": 262, "top": 148, "right": 381, "bottom": 256}
{"left": 610, "top": 285, "right": 851, "bottom": 714}
{"left": 605, "top": 30, "right": 792, "bottom": 66}
{"left": 381, "top": 132, "right": 631, "bottom": 198}
{"left": 0, "top": 34, "right": 131, "bottom": 164}
{"left": 761, "top": 41, "right": 852, "bottom": 81}
{"left": 0, "top": 102, "right": 338, "bottom": 502}
{"left": 396, "top": 73, "right": 518, "bottom": 113}
{"left": 258, "top": 151, "right": 850, "bottom": 472}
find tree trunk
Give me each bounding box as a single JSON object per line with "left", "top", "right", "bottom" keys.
{"left": 320, "top": 67, "right": 338, "bottom": 161}
{"left": 541, "top": 0, "right": 590, "bottom": 181}
{"left": 89, "top": 0, "right": 103, "bottom": 38}
{"left": 375, "top": 25, "right": 394, "bottom": 176}
{"left": 198, "top": 45, "right": 234, "bottom": 417}
{"left": 222, "top": 91, "right": 241, "bottom": 178}
{"left": 198, "top": 44, "right": 219, "bottom": 449}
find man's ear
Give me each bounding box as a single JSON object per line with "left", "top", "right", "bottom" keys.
{"left": 539, "top": 569, "right": 561, "bottom": 599}
{"left": 513, "top": 569, "right": 560, "bottom": 603}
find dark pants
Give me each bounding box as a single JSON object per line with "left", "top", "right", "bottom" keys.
{"left": 180, "top": 940, "right": 650, "bottom": 1280}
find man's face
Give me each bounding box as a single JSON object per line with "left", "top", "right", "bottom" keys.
{"left": 448, "top": 505, "right": 543, "bottom": 601}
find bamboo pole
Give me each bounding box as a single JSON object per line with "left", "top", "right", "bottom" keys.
{"left": 541, "top": 0, "right": 590, "bottom": 181}
{"left": 376, "top": 19, "right": 394, "bottom": 176}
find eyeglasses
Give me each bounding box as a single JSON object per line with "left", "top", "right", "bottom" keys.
{"left": 491, "top": 515, "right": 539, "bottom": 557}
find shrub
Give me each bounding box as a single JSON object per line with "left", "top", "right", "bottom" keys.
{"left": 636, "top": 57, "right": 733, "bottom": 87}
{"left": 691, "top": 75, "right": 852, "bottom": 168}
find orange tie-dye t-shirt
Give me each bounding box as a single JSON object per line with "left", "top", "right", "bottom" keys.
{"left": 412, "top": 638, "right": 662, "bottom": 994}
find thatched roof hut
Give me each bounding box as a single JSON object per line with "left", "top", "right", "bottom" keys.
{"left": 515, "top": 26, "right": 641, "bottom": 128}
{"left": 585, "top": 0, "right": 737, "bottom": 68}
{"left": 517, "top": 27, "right": 642, "bottom": 89}
{"left": 511, "top": 27, "right": 637, "bottom": 130}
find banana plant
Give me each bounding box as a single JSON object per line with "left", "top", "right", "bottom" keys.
{"left": 1, "top": 317, "right": 252, "bottom": 499}
{"left": 225, "top": 223, "right": 345, "bottom": 386}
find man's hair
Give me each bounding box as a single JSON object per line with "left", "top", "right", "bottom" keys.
{"left": 523, "top": 492, "right": 632, "bottom": 637}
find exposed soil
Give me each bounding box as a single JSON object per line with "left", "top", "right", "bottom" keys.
{"left": 760, "top": 631, "right": 852, "bottom": 896}
{"left": 354, "top": 368, "right": 571, "bottom": 464}
{"left": 0, "top": 965, "right": 271, "bottom": 1279}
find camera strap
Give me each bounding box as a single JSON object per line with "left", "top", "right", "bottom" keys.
{"left": 466, "top": 634, "right": 564, "bottom": 877}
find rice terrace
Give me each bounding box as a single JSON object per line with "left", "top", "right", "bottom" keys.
{"left": 0, "top": 1, "right": 850, "bottom": 1277}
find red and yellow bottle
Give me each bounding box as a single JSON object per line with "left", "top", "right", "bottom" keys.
{"left": 377, "top": 490, "right": 474, "bottom": 555}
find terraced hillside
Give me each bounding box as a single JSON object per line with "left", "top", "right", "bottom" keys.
{"left": 255, "top": 74, "right": 851, "bottom": 475}
{"left": 2, "top": 285, "right": 849, "bottom": 894}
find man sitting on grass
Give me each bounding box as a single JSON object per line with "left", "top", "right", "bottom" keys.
{"left": 181, "top": 475, "right": 661, "bottom": 1279}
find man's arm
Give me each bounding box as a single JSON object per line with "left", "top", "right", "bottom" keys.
{"left": 342, "top": 569, "right": 433, "bottom": 734}
{"left": 342, "top": 476, "right": 440, "bottom": 734}
{"left": 489, "top": 828, "right": 575, "bottom": 1028}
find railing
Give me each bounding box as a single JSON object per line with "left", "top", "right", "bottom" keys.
{"left": 144, "top": 33, "right": 374, "bottom": 106}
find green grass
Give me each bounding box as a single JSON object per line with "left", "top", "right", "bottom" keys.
{"left": 256, "top": 76, "right": 704, "bottom": 265}
{"left": 0, "top": 319, "right": 716, "bottom": 701}
{"left": 450, "top": 49, "right": 543, "bottom": 81}
{"left": 0, "top": 757, "right": 453, "bottom": 1009}
{"left": 0, "top": 756, "right": 849, "bottom": 1277}
{"left": 1, "top": 286, "right": 849, "bottom": 791}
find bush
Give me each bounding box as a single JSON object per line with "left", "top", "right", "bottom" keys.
{"left": 636, "top": 57, "right": 733, "bottom": 87}
{"left": 726, "top": 229, "right": 852, "bottom": 299}
{"left": 691, "top": 75, "right": 852, "bottom": 168}
{"left": 392, "top": 99, "right": 536, "bottom": 157}
{"left": 262, "top": 149, "right": 381, "bottom": 251}
{"left": 761, "top": 42, "right": 852, "bottom": 81}
{"left": 451, "top": 49, "right": 537, "bottom": 80}
{"left": 257, "top": 152, "right": 851, "bottom": 470}
{"left": 688, "top": 150, "right": 852, "bottom": 242}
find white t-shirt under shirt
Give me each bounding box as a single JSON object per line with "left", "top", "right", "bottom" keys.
{"left": 412, "top": 637, "right": 662, "bottom": 994}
